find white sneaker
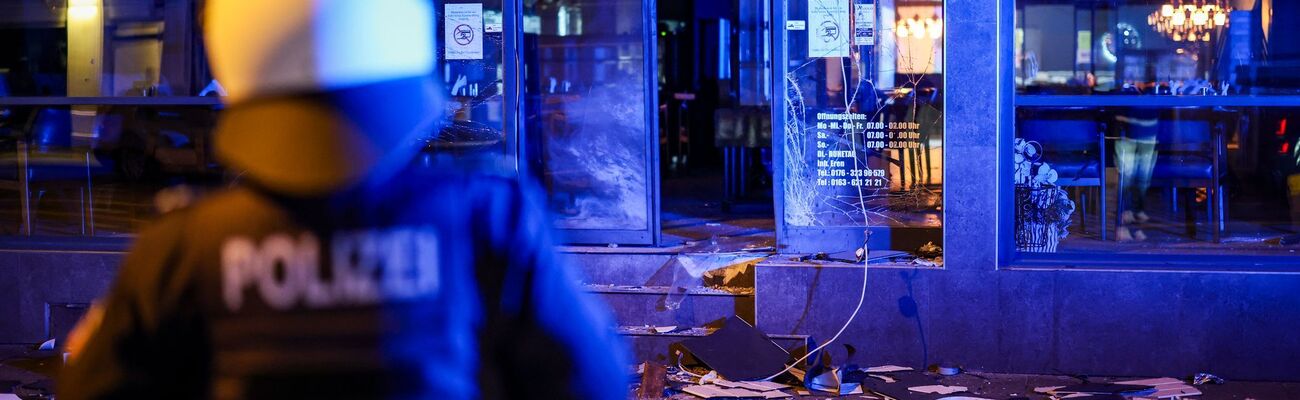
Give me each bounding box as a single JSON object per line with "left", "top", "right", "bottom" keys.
{"left": 1116, "top": 226, "right": 1134, "bottom": 241}
{"left": 1133, "top": 229, "right": 1147, "bottom": 241}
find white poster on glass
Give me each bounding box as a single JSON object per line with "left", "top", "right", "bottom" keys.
{"left": 445, "top": 3, "right": 484, "bottom": 60}
{"left": 854, "top": 3, "right": 876, "bottom": 46}
{"left": 808, "top": 0, "right": 850, "bottom": 58}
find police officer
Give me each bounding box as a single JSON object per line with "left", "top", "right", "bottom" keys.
{"left": 58, "top": 1, "right": 629, "bottom": 398}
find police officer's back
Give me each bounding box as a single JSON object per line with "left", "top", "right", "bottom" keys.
{"left": 57, "top": 1, "right": 629, "bottom": 398}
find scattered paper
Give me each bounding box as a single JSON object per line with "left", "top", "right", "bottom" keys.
{"left": 741, "top": 381, "right": 790, "bottom": 391}
{"left": 909, "top": 385, "right": 968, "bottom": 395}
{"left": 808, "top": 367, "right": 842, "bottom": 394}
{"left": 679, "top": 385, "right": 719, "bottom": 398}
{"left": 1117, "top": 377, "right": 1202, "bottom": 399}
{"left": 867, "top": 374, "right": 897, "bottom": 383}
{"left": 1034, "top": 385, "right": 1097, "bottom": 398}
{"left": 681, "top": 384, "right": 791, "bottom": 399}
{"left": 864, "top": 365, "right": 913, "bottom": 373}
{"left": 713, "top": 380, "right": 790, "bottom": 392}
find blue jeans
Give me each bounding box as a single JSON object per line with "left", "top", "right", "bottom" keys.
{"left": 1115, "top": 138, "right": 1157, "bottom": 214}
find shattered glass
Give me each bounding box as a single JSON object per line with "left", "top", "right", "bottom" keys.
{"left": 523, "top": 0, "right": 652, "bottom": 231}
{"left": 664, "top": 237, "right": 767, "bottom": 310}
{"left": 427, "top": 1, "right": 509, "bottom": 163}
{"left": 781, "top": 0, "right": 945, "bottom": 230}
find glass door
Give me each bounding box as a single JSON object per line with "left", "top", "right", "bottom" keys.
{"left": 773, "top": 0, "right": 946, "bottom": 256}
{"left": 429, "top": 0, "right": 512, "bottom": 168}
{"left": 519, "top": 0, "right": 661, "bottom": 245}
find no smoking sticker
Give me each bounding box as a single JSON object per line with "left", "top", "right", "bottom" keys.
{"left": 808, "top": 0, "right": 850, "bottom": 58}
{"left": 445, "top": 4, "right": 483, "bottom": 60}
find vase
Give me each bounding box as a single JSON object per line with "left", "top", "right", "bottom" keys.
{"left": 1017, "top": 222, "right": 1060, "bottom": 253}
{"left": 1014, "top": 186, "right": 1063, "bottom": 253}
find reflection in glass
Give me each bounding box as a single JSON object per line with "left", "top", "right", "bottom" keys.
{"left": 0, "top": 0, "right": 229, "bottom": 238}
{"left": 0, "top": 0, "right": 211, "bottom": 97}
{"left": 0, "top": 105, "right": 225, "bottom": 237}
{"left": 1013, "top": 1, "right": 1300, "bottom": 256}
{"left": 1015, "top": 0, "right": 1300, "bottom": 95}
{"left": 1113, "top": 108, "right": 1159, "bottom": 242}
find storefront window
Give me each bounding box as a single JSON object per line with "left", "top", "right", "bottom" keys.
{"left": 1013, "top": 0, "right": 1300, "bottom": 259}
{"left": 0, "top": 1, "right": 213, "bottom": 98}
{"left": 0, "top": 0, "right": 226, "bottom": 239}
{"left": 774, "top": 0, "right": 945, "bottom": 256}
{"left": 0, "top": 103, "right": 223, "bottom": 237}
{"left": 427, "top": 0, "right": 510, "bottom": 165}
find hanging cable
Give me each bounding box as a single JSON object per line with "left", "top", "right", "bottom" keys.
{"left": 762, "top": 229, "right": 870, "bottom": 381}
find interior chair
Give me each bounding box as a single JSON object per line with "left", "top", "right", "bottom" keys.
{"left": 0, "top": 107, "right": 107, "bottom": 236}
{"left": 1018, "top": 107, "right": 1108, "bottom": 240}
{"left": 901, "top": 87, "right": 941, "bottom": 189}
{"left": 1139, "top": 107, "right": 1227, "bottom": 242}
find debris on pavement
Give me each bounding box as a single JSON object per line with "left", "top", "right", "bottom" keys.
{"left": 678, "top": 316, "right": 789, "bottom": 381}
{"left": 1046, "top": 383, "right": 1155, "bottom": 397}
{"left": 807, "top": 366, "right": 864, "bottom": 396}
{"left": 1116, "top": 377, "right": 1202, "bottom": 399}
{"left": 653, "top": 321, "right": 1214, "bottom": 400}
{"left": 637, "top": 362, "right": 668, "bottom": 400}
{"left": 864, "top": 365, "right": 914, "bottom": 373}
{"left": 928, "top": 363, "right": 963, "bottom": 376}
{"left": 649, "top": 325, "right": 680, "bottom": 334}
{"left": 1035, "top": 378, "right": 1205, "bottom": 400}
{"left": 909, "top": 385, "right": 969, "bottom": 395}
{"left": 861, "top": 369, "right": 955, "bottom": 399}
{"left": 1191, "top": 373, "right": 1224, "bottom": 386}
{"left": 680, "top": 383, "right": 791, "bottom": 399}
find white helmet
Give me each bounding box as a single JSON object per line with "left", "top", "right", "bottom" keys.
{"left": 206, "top": 0, "right": 440, "bottom": 196}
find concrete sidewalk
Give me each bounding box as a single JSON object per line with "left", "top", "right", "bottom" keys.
{"left": 645, "top": 370, "right": 1299, "bottom": 399}
{"left": 7, "top": 343, "right": 1298, "bottom": 399}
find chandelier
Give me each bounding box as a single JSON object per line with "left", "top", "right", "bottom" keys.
{"left": 1146, "top": 1, "right": 1230, "bottom": 42}
{"left": 895, "top": 14, "right": 942, "bottom": 40}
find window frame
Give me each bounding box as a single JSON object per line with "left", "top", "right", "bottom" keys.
{"left": 771, "top": 0, "right": 949, "bottom": 255}
{"left": 998, "top": 1, "right": 1300, "bottom": 271}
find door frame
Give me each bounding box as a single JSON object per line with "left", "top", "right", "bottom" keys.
{"left": 507, "top": 0, "right": 662, "bottom": 246}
